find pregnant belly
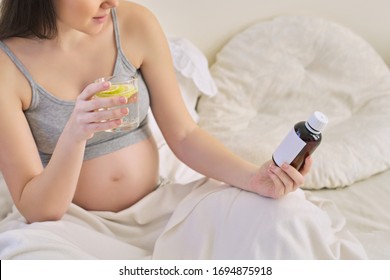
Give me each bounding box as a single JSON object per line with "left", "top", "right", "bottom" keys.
{"left": 72, "top": 137, "right": 160, "bottom": 212}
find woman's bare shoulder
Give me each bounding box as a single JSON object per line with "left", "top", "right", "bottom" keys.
{"left": 116, "top": 1, "right": 161, "bottom": 35}
{"left": 115, "top": 1, "right": 166, "bottom": 68}
{"left": 0, "top": 44, "right": 18, "bottom": 82}
{"left": 0, "top": 43, "right": 32, "bottom": 110}
{"left": 117, "top": 1, "right": 155, "bottom": 18}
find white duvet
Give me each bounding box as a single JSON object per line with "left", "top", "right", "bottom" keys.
{"left": 0, "top": 172, "right": 367, "bottom": 259}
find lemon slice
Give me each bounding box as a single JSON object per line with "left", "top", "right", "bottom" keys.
{"left": 96, "top": 84, "right": 137, "bottom": 98}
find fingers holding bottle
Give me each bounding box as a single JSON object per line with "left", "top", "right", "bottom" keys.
{"left": 248, "top": 160, "right": 300, "bottom": 199}
{"left": 267, "top": 156, "right": 313, "bottom": 196}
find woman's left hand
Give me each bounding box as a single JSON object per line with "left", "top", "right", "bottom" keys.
{"left": 247, "top": 157, "right": 313, "bottom": 198}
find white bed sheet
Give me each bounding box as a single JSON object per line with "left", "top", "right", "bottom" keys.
{"left": 305, "top": 169, "right": 390, "bottom": 259}
{"left": 0, "top": 158, "right": 371, "bottom": 260}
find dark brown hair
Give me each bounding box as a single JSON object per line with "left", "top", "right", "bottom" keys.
{"left": 0, "top": 0, "right": 57, "bottom": 40}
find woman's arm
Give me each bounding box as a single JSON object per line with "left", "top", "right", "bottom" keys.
{"left": 135, "top": 5, "right": 310, "bottom": 198}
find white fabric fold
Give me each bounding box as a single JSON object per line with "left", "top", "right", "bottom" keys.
{"left": 0, "top": 178, "right": 367, "bottom": 260}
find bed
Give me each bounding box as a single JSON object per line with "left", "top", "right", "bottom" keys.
{"left": 1, "top": 0, "right": 390, "bottom": 260}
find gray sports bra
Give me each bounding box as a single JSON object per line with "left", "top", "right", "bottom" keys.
{"left": 0, "top": 9, "right": 151, "bottom": 166}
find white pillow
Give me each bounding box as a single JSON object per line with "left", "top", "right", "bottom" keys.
{"left": 198, "top": 15, "right": 390, "bottom": 189}
{"left": 148, "top": 37, "right": 217, "bottom": 148}
{"left": 169, "top": 37, "right": 218, "bottom": 114}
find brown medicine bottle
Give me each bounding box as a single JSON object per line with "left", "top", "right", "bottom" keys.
{"left": 272, "top": 111, "right": 328, "bottom": 171}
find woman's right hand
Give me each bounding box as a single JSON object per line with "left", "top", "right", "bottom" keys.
{"left": 68, "top": 81, "right": 129, "bottom": 141}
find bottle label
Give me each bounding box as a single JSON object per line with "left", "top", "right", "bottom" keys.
{"left": 273, "top": 128, "right": 306, "bottom": 167}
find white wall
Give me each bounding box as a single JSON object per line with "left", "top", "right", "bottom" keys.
{"left": 131, "top": 0, "right": 390, "bottom": 66}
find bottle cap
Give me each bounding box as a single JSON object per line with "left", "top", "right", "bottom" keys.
{"left": 307, "top": 111, "right": 328, "bottom": 132}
